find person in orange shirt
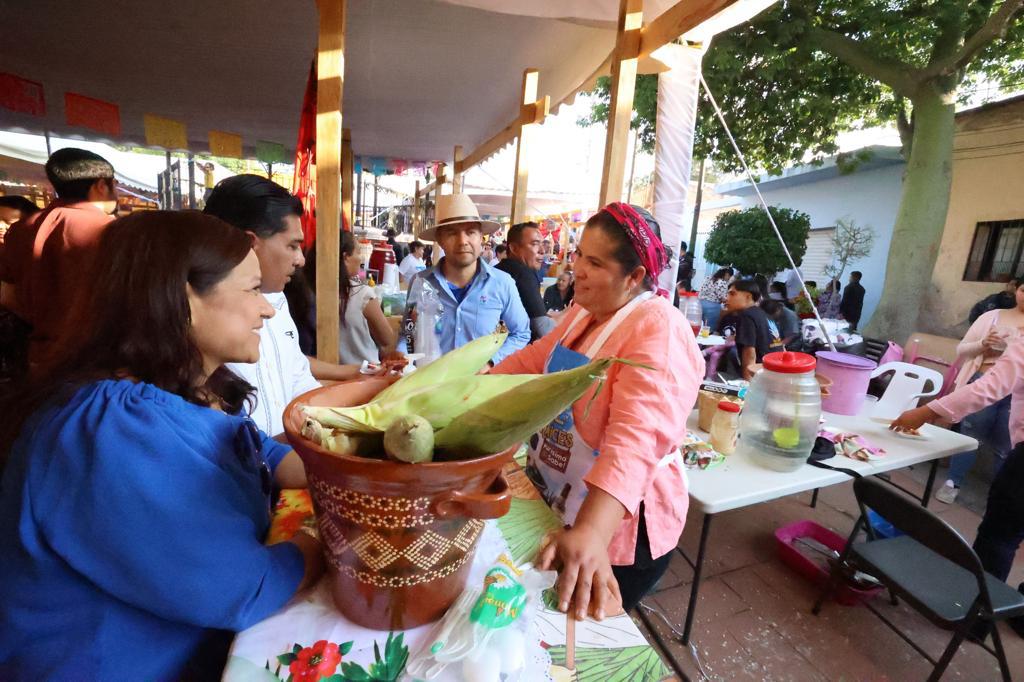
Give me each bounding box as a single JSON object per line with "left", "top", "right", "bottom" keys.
{"left": 0, "top": 148, "right": 118, "bottom": 367}
{"left": 492, "top": 203, "right": 704, "bottom": 621}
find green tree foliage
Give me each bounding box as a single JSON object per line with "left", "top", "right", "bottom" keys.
{"left": 703, "top": 206, "right": 811, "bottom": 276}
{"left": 583, "top": 1, "right": 1024, "bottom": 340}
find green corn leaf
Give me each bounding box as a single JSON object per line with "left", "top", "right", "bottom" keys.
{"left": 434, "top": 357, "right": 628, "bottom": 457}
{"left": 374, "top": 332, "right": 508, "bottom": 402}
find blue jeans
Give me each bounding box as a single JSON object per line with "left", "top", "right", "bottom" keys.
{"left": 701, "top": 300, "right": 722, "bottom": 332}
{"left": 947, "top": 372, "right": 1013, "bottom": 487}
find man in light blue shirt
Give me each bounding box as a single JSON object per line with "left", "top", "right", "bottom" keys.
{"left": 398, "top": 194, "right": 529, "bottom": 364}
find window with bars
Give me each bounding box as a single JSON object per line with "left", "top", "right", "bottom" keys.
{"left": 963, "top": 219, "right": 1024, "bottom": 282}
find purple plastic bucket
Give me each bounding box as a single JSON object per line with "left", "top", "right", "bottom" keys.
{"left": 816, "top": 351, "right": 877, "bottom": 415}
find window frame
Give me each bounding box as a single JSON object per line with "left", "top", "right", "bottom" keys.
{"left": 962, "top": 219, "right": 1024, "bottom": 283}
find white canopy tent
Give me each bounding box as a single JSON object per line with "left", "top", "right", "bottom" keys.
{"left": 1, "top": 0, "right": 686, "bottom": 164}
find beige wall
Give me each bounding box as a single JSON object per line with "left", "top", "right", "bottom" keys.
{"left": 923, "top": 99, "right": 1024, "bottom": 337}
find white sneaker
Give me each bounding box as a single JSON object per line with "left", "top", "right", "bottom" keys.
{"left": 935, "top": 481, "right": 959, "bottom": 504}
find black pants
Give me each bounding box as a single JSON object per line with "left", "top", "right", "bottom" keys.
{"left": 611, "top": 502, "right": 673, "bottom": 611}
{"left": 973, "top": 442, "right": 1024, "bottom": 582}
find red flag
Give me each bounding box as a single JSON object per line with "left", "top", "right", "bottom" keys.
{"left": 292, "top": 59, "right": 317, "bottom": 250}
{"left": 65, "top": 92, "right": 121, "bottom": 136}
{"left": 0, "top": 73, "right": 45, "bottom": 116}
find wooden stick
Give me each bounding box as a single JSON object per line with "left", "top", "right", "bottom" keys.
{"left": 565, "top": 605, "right": 577, "bottom": 672}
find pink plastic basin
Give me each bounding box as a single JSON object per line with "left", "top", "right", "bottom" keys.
{"left": 775, "top": 519, "right": 882, "bottom": 606}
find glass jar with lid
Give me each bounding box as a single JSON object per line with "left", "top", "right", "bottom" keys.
{"left": 735, "top": 351, "right": 821, "bottom": 472}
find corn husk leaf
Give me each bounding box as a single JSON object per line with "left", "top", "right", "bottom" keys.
{"left": 434, "top": 357, "right": 636, "bottom": 457}
{"left": 301, "top": 372, "right": 540, "bottom": 434}
{"left": 374, "top": 332, "right": 507, "bottom": 403}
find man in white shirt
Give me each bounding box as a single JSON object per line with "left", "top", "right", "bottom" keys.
{"left": 204, "top": 174, "right": 351, "bottom": 438}
{"left": 782, "top": 266, "right": 805, "bottom": 300}
{"left": 398, "top": 240, "right": 427, "bottom": 284}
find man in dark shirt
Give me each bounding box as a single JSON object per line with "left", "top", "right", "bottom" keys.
{"left": 677, "top": 240, "right": 695, "bottom": 291}
{"left": 497, "top": 221, "right": 555, "bottom": 341}
{"left": 839, "top": 270, "right": 866, "bottom": 331}
{"left": 718, "top": 278, "right": 773, "bottom": 380}
{"left": 968, "top": 278, "right": 1018, "bottom": 324}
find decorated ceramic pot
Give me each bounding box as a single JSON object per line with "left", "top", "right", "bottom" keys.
{"left": 284, "top": 377, "right": 514, "bottom": 630}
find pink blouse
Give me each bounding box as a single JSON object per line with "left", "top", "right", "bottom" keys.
{"left": 492, "top": 295, "right": 705, "bottom": 564}
{"left": 931, "top": 336, "right": 1024, "bottom": 447}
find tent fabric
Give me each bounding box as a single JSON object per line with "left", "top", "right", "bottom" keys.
{"left": 0, "top": 0, "right": 616, "bottom": 164}
{"left": 1, "top": 0, "right": 772, "bottom": 178}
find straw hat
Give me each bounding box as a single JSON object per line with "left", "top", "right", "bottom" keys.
{"left": 420, "top": 193, "right": 501, "bottom": 242}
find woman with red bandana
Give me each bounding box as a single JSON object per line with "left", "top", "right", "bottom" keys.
{"left": 492, "top": 203, "right": 704, "bottom": 621}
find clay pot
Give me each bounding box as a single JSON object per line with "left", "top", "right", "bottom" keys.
{"left": 284, "top": 377, "right": 514, "bottom": 631}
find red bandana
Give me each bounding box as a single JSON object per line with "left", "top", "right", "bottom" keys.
{"left": 599, "top": 202, "right": 670, "bottom": 298}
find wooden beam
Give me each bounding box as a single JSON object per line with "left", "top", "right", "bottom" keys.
{"left": 457, "top": 0, "right": 737, "bottom": 176}
{"left": 452, "top": 145, "right": 464, "bottom": 194}
{"left": 640, "top": 0, "right": 736, "bottom": 56}
{"left": 413, "top": 180, "right": 421, "bottom": 238}
{"left": 599, "top": 0, "right": 643, "bottom": 206}
{"left": 315, "top": 0, "right": 345, "bottom": 362}
{"left": 510, "top": 69, "right": 539, "bottom": 225}
{"left": 341, "top": 128, "right": 353, "bottom": 233}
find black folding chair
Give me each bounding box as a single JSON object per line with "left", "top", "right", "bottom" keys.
{"left": 812, "top": 476, "right": 1024, "bottom": 681}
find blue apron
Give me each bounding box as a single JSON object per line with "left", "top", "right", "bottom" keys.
{"left": 525, "top": 292, "right": 683, "bottom": 524}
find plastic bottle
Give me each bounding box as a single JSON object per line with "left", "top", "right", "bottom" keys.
{"left": 680, "top": 292, "right": 703, "bottom": 335}
{"left": 709, "top": 400, "right": 741, "bottom": 455}
{"left": 735, "top": 351, "right": 821, "bottom": 472}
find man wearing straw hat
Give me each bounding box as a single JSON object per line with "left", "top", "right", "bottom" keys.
{"left": 397, "top": 194, "right": 529, "bottom": 363}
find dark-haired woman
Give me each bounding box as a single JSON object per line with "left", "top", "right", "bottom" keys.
{"left": 697, "top": 266, "right": 734, "bottom": 332}
{"left": 0, "top": 211, "right": 322, "bottom": 680}
{"left": 339, "top": 231, "right": 396, "bottom": 364}
{"left": 492, "top": 203, "right": 704, "bottom": 621}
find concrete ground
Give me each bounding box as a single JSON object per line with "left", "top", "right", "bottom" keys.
{"left": 631, "top": 461, "right": 1024, "bottom": 681}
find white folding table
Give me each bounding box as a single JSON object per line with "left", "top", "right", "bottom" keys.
{"left": 674, "top": 412, "right": 978, "bottom": 644}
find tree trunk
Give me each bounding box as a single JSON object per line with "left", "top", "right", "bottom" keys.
{"left": 863, "top": 89, "right": 956, "bottom": 343}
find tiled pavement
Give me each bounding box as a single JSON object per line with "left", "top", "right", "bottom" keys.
{"left": 631, "top": 462, "right": 1024, "bottom": 681}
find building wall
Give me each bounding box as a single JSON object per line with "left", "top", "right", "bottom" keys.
{"left": 729, "top": 163, "right": 905, "bottom": 328}
{"left": 923, "top": 101, "right": 1024, "bottom": 337}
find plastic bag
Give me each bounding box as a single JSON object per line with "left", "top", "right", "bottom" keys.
{"left": 404, "top": 554, "right": 555, "bottom": 682}
{"left": 402, "top": 278, "right": 443, "bottom": 367}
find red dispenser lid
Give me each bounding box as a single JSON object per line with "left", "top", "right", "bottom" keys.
{"left": 762, "top": 351, "right": 816, "bottom": 374}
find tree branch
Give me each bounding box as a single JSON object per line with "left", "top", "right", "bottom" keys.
{"left": 919, "top": 0, "right": 1024, "bottom": 80}
{"left": 804, "top": 26, "right": 918, "bottom": 96}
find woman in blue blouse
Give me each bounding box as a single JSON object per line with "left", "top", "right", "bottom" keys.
{"left": 0, "top": 211, "right": 323, "bottom": 680}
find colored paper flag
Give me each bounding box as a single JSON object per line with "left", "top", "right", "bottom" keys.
{"left": 0, "top": 73, "right": 45, "bottom": 116}
{"left": 256, "top": 140, "right": 286, "bottom": 164}
{"left": 208, "top": 130, "right": 242, "bottom": 158}
{"left": 144, "top": 114, "right": 187, "bottom": 150}
{"left": 65, "top": 92, "right": 121, "bottom": 136}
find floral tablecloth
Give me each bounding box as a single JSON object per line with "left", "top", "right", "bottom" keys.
{"left": 224, "top": 467, "right": 676, "bottom": 682}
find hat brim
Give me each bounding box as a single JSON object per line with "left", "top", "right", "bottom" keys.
{"left": 419, "top": 218, "right": 501, "bottom": 242}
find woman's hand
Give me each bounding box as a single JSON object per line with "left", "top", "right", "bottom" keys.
{"left": 890, "top": 405, "right": 937, "bottom": 433}
{"left": 538, "top": 524, "right": 622, "bottom": 621}
{"left": 982, "top": 330, "right": 1005, "bottom": 351}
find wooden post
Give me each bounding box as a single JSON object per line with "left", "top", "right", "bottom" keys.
{"left": 315, "top": 0, "right": 345, "bottom": 362}
{"left": 599, "top": 0, "right": 643, "bottom": 206}
{"left": 341, "top": 128, "right": 353, "bottom": 232}
{"left": 511, "top": 69, "right": 538, "bottom": 225}
{"left": 452, "top": 145, "right": 464, "bottom": 194}
{"left": 433, "top": 163, "right": 445, "bottom": 208}
{"left": 413, "top": 180, "right": 422, "bottom": 238}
